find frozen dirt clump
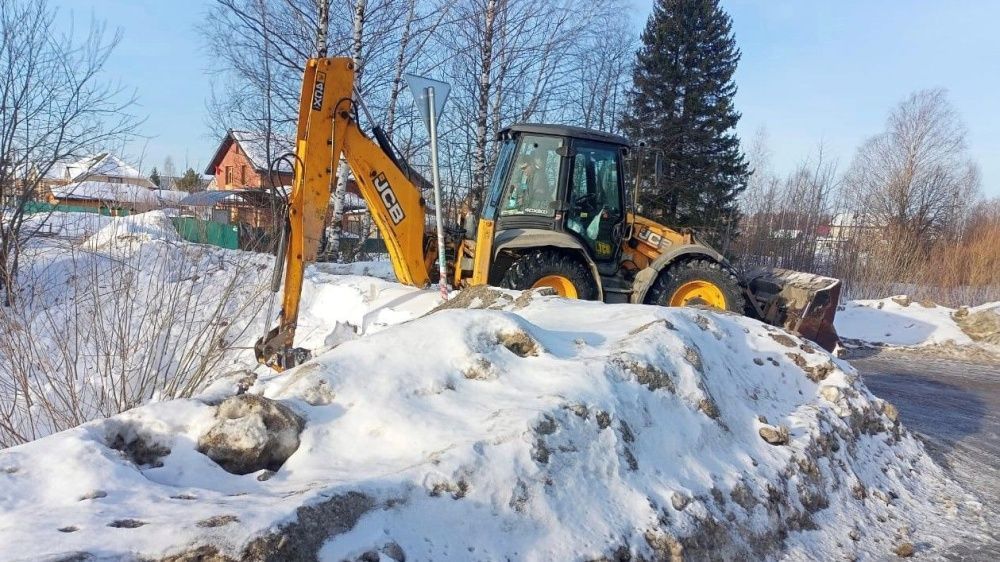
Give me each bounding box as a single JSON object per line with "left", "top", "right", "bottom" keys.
{"left": 197, "top": 394, "right": 304, "bottom": 475}
{"left": 955, "top": 306, "right": 1000, "bottom": 345}
{"left": 429, "top": 284, "right": 553, "bottom": 313}
{"left": 106, "top": 426, "right": 172, "bottom": 468}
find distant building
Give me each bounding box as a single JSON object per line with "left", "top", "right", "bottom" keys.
{"left": 204, "top": 130, "right": 295, "bottom": 190}
{"left": 49, "top": 181, "right": 160, "bottom": 214}
{"left": 46, "top": 153, "right": 157, "bottom": 214}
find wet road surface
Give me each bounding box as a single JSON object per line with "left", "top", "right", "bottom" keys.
{"left": 850, "top": 351, "right": 999, "bottom": 560}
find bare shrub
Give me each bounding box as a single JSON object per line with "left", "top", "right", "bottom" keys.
{"left": 0, "top": 218, "right": 271, "bottom": 446}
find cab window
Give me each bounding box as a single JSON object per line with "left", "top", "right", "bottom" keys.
{"left": 501, "top": 135, "right": 563, "bottom": 217}
{"left": 566, "top": 143, "right": 622, "bottom": 258}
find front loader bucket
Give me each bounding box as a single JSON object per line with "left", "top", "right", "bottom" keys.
{"left": 747, "top": 268, "right": 842, "bottom": 352}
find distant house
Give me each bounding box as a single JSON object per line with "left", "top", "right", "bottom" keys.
{"left": 56, "top": 153, "right": 154, "bottom": 187}
{"left": 204, "top": 130, "right": 295, "bottom": 190}
{"left": 829, "top": 212, "right": 880, "bottom": 241}
{"left": 49, "top": 181, "right": 159, "bottom": 214}
{"left": 46, "top": 153, "right": 158, "bottom": 214}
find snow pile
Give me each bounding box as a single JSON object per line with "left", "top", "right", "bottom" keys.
{"left": 836, "top": 296, "right": 1000, "bottom": 358}
{"left": 0, "top": 287, "right": 988, "bottom": 560}
{"left": 84, "top": 209, "right": 182, "bottom": 248}
{"left": 22, "top": 210, "right": 113, "bottom": 238}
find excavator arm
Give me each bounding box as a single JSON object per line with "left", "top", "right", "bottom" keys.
{"left": 255, "top": 57, "right": 430, "bottom": 371}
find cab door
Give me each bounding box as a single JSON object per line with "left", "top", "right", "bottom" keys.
{"left": 564, "top": 141, "right": 625, "bottom": 262}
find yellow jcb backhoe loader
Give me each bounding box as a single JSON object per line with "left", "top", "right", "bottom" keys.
{"left": 255, "top": 57, "right": 841, "bottom": 371}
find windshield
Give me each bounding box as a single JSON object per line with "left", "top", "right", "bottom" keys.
{"left": 500, "top": 135, "right": 563, "bottom": 218}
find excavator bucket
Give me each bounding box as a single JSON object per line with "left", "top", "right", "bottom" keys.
{"left": 746, "top": 268, "right": 842, "bottom": 352}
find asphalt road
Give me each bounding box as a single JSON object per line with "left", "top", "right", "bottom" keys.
{"left": 850, "top": 351, "right": 999, "bottom": 560}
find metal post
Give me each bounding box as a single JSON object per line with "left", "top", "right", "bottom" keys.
{"left": 427, "top": 86, "right": 449, "bottom": 301}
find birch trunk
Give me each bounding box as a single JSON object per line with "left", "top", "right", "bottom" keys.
{"left": 469, "top": 0, "right": 497, "bottom": 212}
{"left": 328, "top": 0, "right": 366, "bottom": 261}
{"left": 385, "top": 0, "right": 417, "bottom": 139}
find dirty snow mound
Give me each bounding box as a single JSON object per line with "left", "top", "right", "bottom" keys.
{"left": 836, "top": 296, "right": 972, "bottom": 348}
{"left": 955, "top": 302, "right": 1000, "bottom": 346}
{"left": 836, "top": 296, "right": 1000, "bottom": 360}
{"left": 84, "top": 210, "right": 181, "bottom": 248}
{"left": 0, "top": 293, "right": 988, "bottom": 561}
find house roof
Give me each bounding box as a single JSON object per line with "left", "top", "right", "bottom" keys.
{"left": 179, "top": 189, "right": 284, "bottom": 208}
{"left": 85, "top": 154, "right": 143, "bottom": 179}
{"left": 204, "top": 130, "right": 295, "bottom": 175}
{"left": 153, "top": 189, "right": 189, "bottom": 205}
{"left": 51, "top": 181, "right": 159, "bottom": 205}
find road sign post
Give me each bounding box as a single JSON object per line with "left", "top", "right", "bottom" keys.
{"left": 404, "top": 74, "right": 451, "bottom": 301}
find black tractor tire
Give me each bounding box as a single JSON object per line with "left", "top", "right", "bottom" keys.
{"left": 646, "top": 258, "right": 746, "bottom": 313}
{"left": 500, "top": 249, "right": 599, "bottom": 300}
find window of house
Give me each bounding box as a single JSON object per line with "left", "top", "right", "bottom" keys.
{"left": 225, "top": 166, "right": 233, "bottom": 186}
{"left": 241, "top": 165, "right": 247, "bottom": 185}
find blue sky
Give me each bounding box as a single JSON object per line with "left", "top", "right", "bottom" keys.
{"left": 54, "top": 1, "right": 1000, "bottom": 196}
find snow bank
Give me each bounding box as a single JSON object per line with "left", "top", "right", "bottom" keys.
{"left": 84, "top": 210, "right": 181, "bottom": 248}
{"left": 22, "top": 210, "right": 113, "bottom": 238}
{"left": 836, "top": 296, "right": 1000, "bottom": 358}
{"left": 835, "top": 297, "right": 973, "bottom": 347}
{"left": 0, "top": 287, "right": 988, "bottom": 561}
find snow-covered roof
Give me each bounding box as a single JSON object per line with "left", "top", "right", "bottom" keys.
{"left": 85, "top": 154, "right": 142, "bottom": 179}
{"left": 231, "top": 130, "right": 294, "bottom": 171}
{"left": 51, "top": 180, "right": 159, "bottom": 205}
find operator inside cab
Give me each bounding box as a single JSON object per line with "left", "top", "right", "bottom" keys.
{"left": 504, "top": 137, "right": 561, "bottom": 216}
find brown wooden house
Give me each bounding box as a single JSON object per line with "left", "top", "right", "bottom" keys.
{"left": 204, "top": 130, "right": 295, "bottom": 190}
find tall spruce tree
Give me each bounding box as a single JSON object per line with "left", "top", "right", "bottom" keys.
{"left": 622, "top": 0, "right": 749, "bottom": 241}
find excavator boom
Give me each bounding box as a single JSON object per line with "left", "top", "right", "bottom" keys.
{"left": 256, "top": 57, "right": 430, "bottom": 371}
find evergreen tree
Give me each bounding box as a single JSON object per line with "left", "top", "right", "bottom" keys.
{"left": 149, "top": 167, "right": 161, "bottom": 187}
{"left": 622, "top": 0, "right": 749, "bottom": 242}
{"left": 175, "top": 168, "right": 203, "bottom": 192}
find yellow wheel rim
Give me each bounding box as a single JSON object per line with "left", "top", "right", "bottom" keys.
{"left": 669, "top": 280, "right": 727, "bottom": 309}
{"left": 531, "top": 275, "right": 579, "bottom": 298}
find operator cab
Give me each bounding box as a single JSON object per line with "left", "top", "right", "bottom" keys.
{"left": 482, "top": 124, "right": 631, "bottom": 264}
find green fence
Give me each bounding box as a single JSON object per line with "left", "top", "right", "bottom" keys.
{"left": 23, "top": 201, "right": 130, "bottom": 216}
{"left": 171, "top": 217, "right": 240, "bottom": 250}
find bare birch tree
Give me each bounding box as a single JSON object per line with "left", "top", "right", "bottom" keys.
{"left": 844, "top": 89, "right": 981, "bottom": 245}
{"left": 327, "top": 0, "right": 366, "bottom": 260}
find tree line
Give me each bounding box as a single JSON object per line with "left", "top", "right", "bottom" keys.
{"left": 734, "top": 89, "right": 995, "bottom": 305}
{"left": 1, "top": 0, "right": 994, "bottom": 307}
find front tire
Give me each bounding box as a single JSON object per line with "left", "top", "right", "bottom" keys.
{"left": 646, "top": 258, "right": 745, "bottom": 312}
{"left": 500, "top": 249, "right": 598, "bottom": 300}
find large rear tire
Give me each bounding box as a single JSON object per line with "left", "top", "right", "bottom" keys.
{"left": 500, "top": 249, "right": 598, "bottom": 300}
{"left": 646, "top": 258, "right": 745, "bottom": 312}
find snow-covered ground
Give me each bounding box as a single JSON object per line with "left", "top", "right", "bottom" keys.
{"left": 0, "top": 213, "right": 993, "bottom": 561}
{"left": 836, "top": 296, "right": 1000, "bottom": 360}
